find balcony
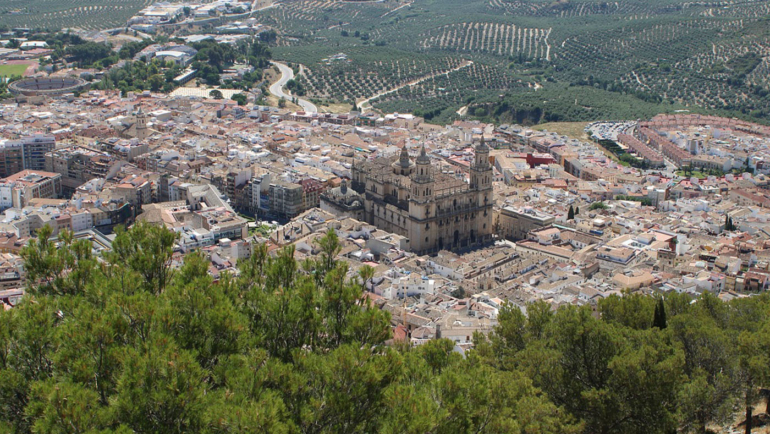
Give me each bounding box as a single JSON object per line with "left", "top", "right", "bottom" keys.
{"left": 435, "top": 204, "right": 475, "bottom": 218}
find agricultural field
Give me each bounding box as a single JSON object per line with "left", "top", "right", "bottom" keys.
{"left": 253, "top": 0, "right": 770, "bottom": 124}
{"left": 6, "top": 0, "right": 770, "bottom": 125}
{"left": 0, "top": 0, "right": 153, "bottom": 30}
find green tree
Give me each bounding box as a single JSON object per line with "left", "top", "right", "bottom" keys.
{"left": 112, "top": 341, "right": 206, "bottom": 433}
{"left": 522, "top": 305, "right": 683, "bottom": 434}
{"left": 26, "top": 380, "right": 108, "bottom": 433}
{"left": 599, "top": 292, "right": 655, "bottom": 330}
{"left": 107, "top": 222, "right": 179, "bottom": 294}
{"left": 358, "top": 264, "right": 375, "bottom": 293}
{"left": 567, "top": 205, "right": 575, "bottom": 220}
{"left": 21, "top": 226, "right": 96, "bottom": 297}
{"left": 671, "top": 306, "right": 738, "bottom": 433}
{"left": 159, "top": 251, "right": 247, "bottom": 370}
{"left": 653, "top": 297, "right": 667, "bottom": 329}
{"left": 736, "top": 328, "right": 770, "bottom": 434}
{"left": 231, "top": 92, "right": 247, "bottom": 105}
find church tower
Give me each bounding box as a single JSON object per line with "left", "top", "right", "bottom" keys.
{"left": 135, "top": 107, "right": 148, "bottom": 141}
{"left": 412, "top": 144, "right": 434, "bottom": 204}
{"left": 470, "top": 136, "right": 494, "bottom": 246}
{"left": 470, "top": 136, "right": 492, "bottom": 192}
{"left": 409, "top": 144, "right": 435, "bottom": 252}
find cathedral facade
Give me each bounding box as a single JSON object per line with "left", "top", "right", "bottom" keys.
{"left": 351, "top": 140, "right": 494, "bottom": 255}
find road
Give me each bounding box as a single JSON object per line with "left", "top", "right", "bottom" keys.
{"left": 269, "top": 61, "right": 318, "bottom": 113}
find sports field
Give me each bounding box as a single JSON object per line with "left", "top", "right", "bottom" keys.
{"left": 0, "top": 63, "right": 30, "bottom": 77}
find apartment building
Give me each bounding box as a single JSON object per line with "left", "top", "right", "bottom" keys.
{"left": 269, "top": 180, "right": 304, "bottom": 219}
{"left": 0, "top": 135, "right": 56, "bottom": 178}
{"left": 0, "top": 170, "right": 62, "bottom": 210}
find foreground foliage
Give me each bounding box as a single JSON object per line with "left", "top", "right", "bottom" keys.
{"left": 1, "top": 222, "right": 769, "bottom": 433}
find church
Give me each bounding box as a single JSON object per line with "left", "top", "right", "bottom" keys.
{"left": 351, "top": 139, "right": 494, "bottom": 255}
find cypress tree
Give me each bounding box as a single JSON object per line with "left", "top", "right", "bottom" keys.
{"left": 653, "top": 298, "right": 667, "bottom": 329}
{"left": 725, "top": 215, "right": 730, "bottom": 231}
{"left": 567, "top": 205, "right": 575, "bottom": 220}
{"left": 659, "top": 298, "right": 667, "bottom": 329}
{"left": 575, "top": 206, "right": 579, "bottom": 215}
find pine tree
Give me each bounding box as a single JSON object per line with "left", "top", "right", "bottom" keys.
{"left": 567, "top": 205, "right": 575, "bottom": 220}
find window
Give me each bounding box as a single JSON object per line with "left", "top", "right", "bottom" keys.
{"left": 425, "top": 237, "right": 429, "bottom": 243}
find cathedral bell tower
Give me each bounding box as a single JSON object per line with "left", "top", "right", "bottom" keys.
{"left": 410, "top": 144, "right": 434, "bottom": 217}
{"left": 409, "top": 144, "right": 435, "bottom": 253}
{"left": 470, "top": 136, "right": 494, "bottom": 246}
{"left": 470, "top": 136, "right": 492, "bottom": 192}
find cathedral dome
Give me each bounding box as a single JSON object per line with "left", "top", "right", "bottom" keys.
{"left": 392, "top": 145, "right": 415, "bottom": 176}
{"left": 324, "top": 180, "right": 364, "bottom": 209}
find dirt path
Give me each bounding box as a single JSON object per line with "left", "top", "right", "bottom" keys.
{"left": 357, "top": 60, "right": 473, "bottom": 110}
{"left": 24, "top": 62, "right": 37, "bottom": 76}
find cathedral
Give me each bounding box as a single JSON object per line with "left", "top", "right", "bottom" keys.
{"left": 351, "top": 139, "right": 494, "bottom": 255}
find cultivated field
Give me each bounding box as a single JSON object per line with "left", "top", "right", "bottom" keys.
{"left": 7, "top": 0, "right": 770, "bottom": 124}
{"left": 0, "top": 0, "right": 154, "bottom": 30}
{"left": 254, "top": 0, "right": 770, "bottom": 123}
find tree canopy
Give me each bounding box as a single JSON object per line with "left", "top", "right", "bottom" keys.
{"left": 1, "top": 223, "right": 769, "bottom": 433}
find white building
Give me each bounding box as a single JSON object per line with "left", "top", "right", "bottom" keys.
{"left": 384, "top": 273, "right": 435, "bottom": 299}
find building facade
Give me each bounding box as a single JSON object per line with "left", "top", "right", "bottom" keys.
{"left": 0, "top": 135, "right": 56, "bottom": 178}
{"left": 0, "top": 170, "right": 62, "bottom": 210}
{"left": 351, "top": 140, "right": 494, "bottom": 255}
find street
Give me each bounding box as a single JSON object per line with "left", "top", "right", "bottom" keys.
{"left": 268, "top": 61, "right": 318, "bottom": 113}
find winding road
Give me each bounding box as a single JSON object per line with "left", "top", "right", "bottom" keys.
{"left": 269, "top": 61, "right": 318, "bottom": 113}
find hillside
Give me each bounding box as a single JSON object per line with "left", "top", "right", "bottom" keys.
{"left": 252, "top": 0, "right": 770, "bottom": 124}
{"left": 3, "top": 0, "right": 770, "bottom": 124}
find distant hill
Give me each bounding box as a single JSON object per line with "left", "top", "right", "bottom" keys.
{"left": 4, "top": 0, "right": 770, "bottom": 124}
{"left": 256, "top": 0, "right": 770, "bottom": 124}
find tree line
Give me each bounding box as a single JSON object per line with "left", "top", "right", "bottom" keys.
{"left": 1, "top": 222, "right": 769, "bottom": 433}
